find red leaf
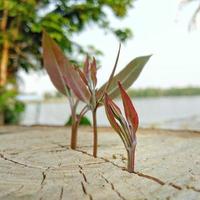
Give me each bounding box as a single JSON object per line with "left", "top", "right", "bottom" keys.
{"left": 104, "top": 94, "right": 122, "bottom": 134}
{"left": 76, "top": 67, "right": 88, "bottom": 86}
{"left": 90, "top": 57, "right": 97, "bottom": 86}
{"left": 83, "top": 55, "right": 90, "bottom": 79}
{"left": 118, "top": 82, "right": 139, "bottom": 132}
{"left": 63, "top": 65, "right": 91, "bottom": 103}
{"left": 42, "top": 30, "right": 70, "bottom": 95}
{"left": 42, "top": 31, "right": 91, "bottom": 103}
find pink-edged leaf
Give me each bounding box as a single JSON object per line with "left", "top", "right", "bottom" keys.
{"left": 63, "top": 65, "right": 91, "bottom": 103}
{"left": 83, "top": 55, "right": 90, "bottom": 79}
{"left": 42, "top": 30, "right": 70, "bottom": 95}
{"left": 118, "top": 82, "right": 139, "bottom": 132}
{"left": 42, "top": 31, "right": 90, "bottom": 103}
{"left": 104, "top": 94, "right": 129, "bottom": 148}
{"left": 90, "top": 57, "right": 97, "bottom": 86}
{"left": 76, "top": 67, "right": 88, "bottom": 86}
{"left": 108, "top": 97, "right": 122, "bottom": 117}
{"left": 104, "top": 94, "right": 122, "bottom": 134}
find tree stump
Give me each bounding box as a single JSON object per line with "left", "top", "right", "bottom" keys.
{"left": 0, "top": 126, "right": 200, "bottom": 200}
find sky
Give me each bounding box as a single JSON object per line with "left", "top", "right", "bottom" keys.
{"left": 19, "top": 0, "right": 200, "bottom": 95}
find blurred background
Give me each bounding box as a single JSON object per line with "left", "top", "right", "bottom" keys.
{"left": 0, "top": 0, "right": 200, "bottom": 130}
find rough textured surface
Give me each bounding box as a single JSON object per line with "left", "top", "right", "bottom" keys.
{"left": 0, "top": 126, "right": 200, "bottom": 200}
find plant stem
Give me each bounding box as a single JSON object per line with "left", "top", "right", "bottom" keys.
{"left": 70, "top": 105, "right": 89, "bottom": 149}
{"left": 92, "top": 108, "right": 97, "bottom": 157}
{"left": 70, "top": 106, "right": 78, "bottom": 149}
{"left": 71, "top": 119, "right": 79, "bottom": 149}
{"left": 127, "top": 146, "right": 136, "bottom": 173}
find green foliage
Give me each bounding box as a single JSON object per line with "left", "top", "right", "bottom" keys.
{"left": 66, "top": 115, "right": 91, "bottom": 126}
{"left": 97, "top": 55, "right": 151, "bottom": 101}
{"left": 127, "top": 87, "right": 200, "bottom": 98}
{"left": 0, "top": 0, "right": 134, "bottom": 78}
{"left": 0, "top": 87, "right": 25, "bottom": 124}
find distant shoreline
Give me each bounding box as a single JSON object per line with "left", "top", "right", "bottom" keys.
{"left": 127, "top": 86, "right": 200, "bottom": 98}
{"left": 19, "top": 87, "right": 200, "bottom": 103}
{"left": 40, "top": 87, "right": 200, "bottom": 101}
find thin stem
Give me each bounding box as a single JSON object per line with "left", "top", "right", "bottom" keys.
{"left": 127, "top": 146, "right": 136, "bottom": 173}
{"left": 97, "top": 43, "right": 121, "bottom": 104}
{"left": 92, "top": 108, "right": 97, "bottom": 157}
{"left": 70, "top": 107, "right": 78, "bottom": 149}
{"left": 70, "top": 105, "right": 89, "bottom": 149}
{"left": 70, "top": 119, "right": 79, "bottom": 149}
{"left": 73, "top": 99, "right": 79, "bottom": 111}
{"left": 79, "top": 105, "right": 89, "bottom": 117}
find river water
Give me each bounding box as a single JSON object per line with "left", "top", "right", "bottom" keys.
{"left": 21, "top": 96, "right": 200, "bottom": 131}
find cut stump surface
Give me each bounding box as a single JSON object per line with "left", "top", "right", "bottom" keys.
{"left": 0, "top": 126, "right": 200, "bottom": 200}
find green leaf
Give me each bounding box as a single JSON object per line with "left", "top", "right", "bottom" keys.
{"left": 97, "top": 55, "right": 151, "bottom": 102}
{"left": 65, "top": 115, "right": 91, "bottom": 126}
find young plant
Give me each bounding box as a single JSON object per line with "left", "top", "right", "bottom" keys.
{"left": 74, "top": 48, "right": 122, "bottom": 157}
{"left": 42, "top": 30, "right": 86, "bottom": 150}
{"left": 104, "top": 82, "right": 139, "bottom": 172}
{"left": 42, "top": 30, "right": 120, "bottom": 157}
{"left": 42, "top": 30, "right": 151, "bottom": 157}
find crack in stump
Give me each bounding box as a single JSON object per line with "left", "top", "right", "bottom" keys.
{"left": 59, "top": 186, "right": 64, "bottom": 200}
{"left": 78, "top": 165, "right": 93, "bottom": 200}
{"left": 101, "top": 174, "right": 127, "bottom": 200}
{"left": 186, "top": 185, "right": 200, "bottom": 192}
{"left": 134, "top": 171, "right": 165, "bottom": 186}
{"left": 79, "top": 165, "right": 88, "bottom": 183}
{"left": 0, "top": 153, "right": 44, "bottom": 169}
{"left": 81, "top": 182, "right": 93, "bottom": 200}
{"left": 41, "top": 171, "right": 46, "bottom": 186}
{"left": 40, "top": 167, "right": 50, "bottom": 191}
{"left": 53, "top": 144, "right": 200, "bottom": 194}
{"left": 75, "top": 149, "right": 184, "bottom": 191}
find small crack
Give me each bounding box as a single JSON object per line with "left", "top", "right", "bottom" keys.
{"left": 40, "top": 167, "right": 50, "bottom": 190}
{"left": 75, "top": 149, "right": 184, "bottom": 192}
{"left": 81, "top": 181, "right": 87, "bottom": 194}
{"left": 83, "top": 161, "right": 107, "bottom": 166}
{"left": 100, "top": 174, "right": 127, "bottom": 200}
{"left": 49, "top": 148, "right": 67, "bottom": 153}
{"left": 0, "top": 153, "right": 43, "bottom": 169}
{"left": 78, "top": 165, "right": 93, "bottom": 200}
{"left": 79, "top": 165, "right": 88, "bottom": 183}
{"left": 134, "top": 171, "right": 165, "bottom": 186}
{"left": 51, "top": 142, "right": 70, "bottom": 149}
{"left": 49, "top": 144, "right": 200, "bottom": 194}
{"left": 59, "top": 186, "right": 64, "bottom": 200}
{"left": 169, "top": 183, "right": 182, "bottom": 190}
{"left": 81, "top": 182, "right": 93, "bottom": 200}
{"left": 186, "top": 185, "right": 200, "bottom": 192}
{"left": 41, "top": 171, "right": 46, "bottom": 186}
